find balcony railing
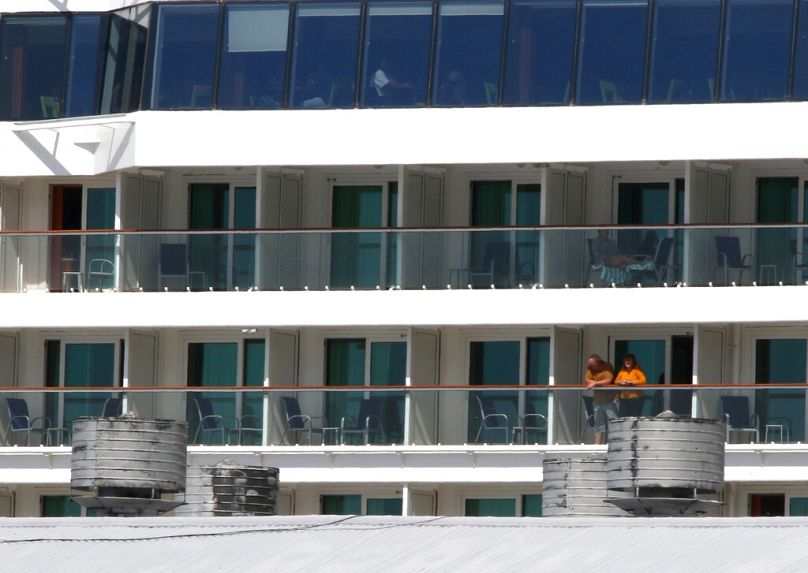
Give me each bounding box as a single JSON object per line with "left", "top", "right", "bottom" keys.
{"left": 1, "top": 384, "right": 805, "bottom": 447}
{"left": 2, "top": 224, "right": 807, "bottom": 293}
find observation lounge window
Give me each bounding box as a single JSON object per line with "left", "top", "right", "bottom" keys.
{"left": 148, "top": 4, "right": 220, "bottom": 110}
{"left": 433, "top": 0, "right": 505, "bottom": 107}
{"left": 575, "top": 0, "right": 648, "bottom": 105}
{"left": 0, "top": 16, "right": 69, "bottom": 120}
{"left": 648, "top": 0, "right": 721, "bottom": 103}
{"left": 65, "top": 15, "right": 106, "bottom": 117}
{"left": 290, "top": 2, "right": 361, "bottom": 109}
{"left": 101, "top": 8, "right": 149, "bottom": 115}
{"left": 218, "top": 3, "right": 291, "bottom": 109}
{"left": 361, "top": 1, "right": 434, "bottom": 108}
{"left": 720, "top": 0, "right": 793, "bottom": 102}
{"left": 502, "top": 0, "right": 577, "bottom": 106}
{"left": 793, "top": 0, "right": 808, "bottom": 99}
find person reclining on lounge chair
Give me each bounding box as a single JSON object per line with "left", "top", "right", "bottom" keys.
{"left": 591, "top": 229, "right": 654, "bottom": 284}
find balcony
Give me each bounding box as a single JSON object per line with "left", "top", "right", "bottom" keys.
{"left": 3, "top": 224, "right": 808, "bottom": 294}
{"left": 1, "top": 384, "right": 806, "bottom": 448}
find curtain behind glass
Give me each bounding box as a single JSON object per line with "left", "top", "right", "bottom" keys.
{"left": 330, "top": 186, "right": 383, "bottom": 288}
{"left": 325, "top": 339, "right": 366, "bottom": 430}
{"left": 63, "top": 343, "right": 116, "bottom": 430}
{"left": 757, "top": 178, "right": 798, "bottom": 285}
{"left": 187, "top": 342, "right": 238, "bottom": 443}
{"left": 468, "top": 340, "right": 519, "bottom": 441}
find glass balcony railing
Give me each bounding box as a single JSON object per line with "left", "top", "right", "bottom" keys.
{"left": 0, "top": 384, "right": 805, "bottom": 447}
{"left": 3, "top": 224, "right": 808, "bottom": 293}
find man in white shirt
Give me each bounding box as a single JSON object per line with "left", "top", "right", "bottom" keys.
{"left": 372, "top": 60, "right": 413, "bottom": 101}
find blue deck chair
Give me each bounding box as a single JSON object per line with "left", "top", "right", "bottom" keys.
{"left": 715, "top": 236, "right": 751, "bottom": 285}
{"left": 280, "top": 396, "right": 332, "bottom": 445}
{"left": 4, "top": 398, "right": 49, "bottom": 446}
{"left": 101, "top": 397, "right": 122, "bottom": 417}
{"left": 191, "top": 396, "right": 237, "bottom": 445}
{"left": 474, "top": 395, "right": 510, "bottom": 444}
{"left": 721, "top": 395, "right": 759, "bottom": 443}
{"left": 578, "top": 394, "right": 596, "bottom": 442}
{"left": 340, "top": 398, "right": 384, "bottom": 445}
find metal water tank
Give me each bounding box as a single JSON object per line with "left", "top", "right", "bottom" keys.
{"left": 606, "top": 413, "right": 725, "bottom": 494}
{"left": 542, "top": 455, "right": 628, "bottom": 517}
{"left": 177, "top": 461, "right": 279, "bottom": 517}
{"left": 71, "top": 415, "right": 187, "bottom": 516}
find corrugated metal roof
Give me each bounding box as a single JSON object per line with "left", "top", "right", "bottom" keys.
{"left": 0, "top": 515, "right": 805, "bottom": 572}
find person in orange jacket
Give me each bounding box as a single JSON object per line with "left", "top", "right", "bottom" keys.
{"left": 615, "top": 353, "right": 646, "bottom": 417}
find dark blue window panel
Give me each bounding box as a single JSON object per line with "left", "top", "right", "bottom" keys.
{"left": 502, "top": 0, "right": 576, "bottom": 106}
{"left": 65, "top": 15, "right": 105, "bottom": 117}
{"left": 361, "top": 1, "right": 434, "bottom": 108}
{"left": 101, "top": 9, "right": 148, "bottom": 114}
{"left": 721, "top": 0, "right": 793, "bottom": 102}
{"left": 791, "top": 0, "right": 808, "bottom": 99}
{"left": 148, "top": 4, "right": 220, "bottom": 110}
{"left": 648, "top": 0, "right": 721, "bottom": 103}
{"left": 290, "top": 2, "right": 361, "bottom": 109}
{"left": 576, "top": 0, "right": 648, "bottom": 105}
{"left": 433, "top": 0, "right": 505, "bottom": 107}
{"left": 218, "top": 3, "right": 291, "bottom": 109}
{"left": 0, "top": 16, "right": 69, "bottom": 120}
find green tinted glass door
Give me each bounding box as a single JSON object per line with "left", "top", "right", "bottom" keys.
{"left": 189, "top": 183, "right": 229, "bottom": 290}
{"left": 515, "top": 183, "right": 540, "bottom": 284}
{"left": 41, "top": 495, "right": 82, "bottom": 517}
{"left": 757, "top": 178, "right": 798, "bottom": 284}
{"left": 525, "top": 337, "right": 550, "bottom": 444}
{"left": 465, "top": 498, "right": 517, "bottom": 517}
{"left": 84, "top": 187, "right": 116, "bottom": 290}
{"left": 471, "top": 181, "right": 511, "bottom": 287}
{"left": 233, "top": 186, "right": 256, "bottom": 289}
{"left": 385, "top": 182, "right": 398, "bottom": 287}
{"left": 241, "top": 339, "right": 265, "bottom": 444}
{"left": 325, "top": 339, "right": 366, "bottom": 434}
{"left": 187, "top": 342, "right": 238, "bottom": 443}
{"left": 468, "top": 340, "right": 520, "bottom": 442}
{"left": 331, "top": 186, "right": 383, "bottom": 288}
{"left": 755, "top": 339, "right": 806, "bottom": 442}
{"left": 614, "top": 339, "right": 666, "bottom": 415}
{"left": 522, "top": 494, "right": 542, "bottom": 517}
{"left": 366, "top": 498, "right": 403, "bottom": 515}
{"left": 617, "top": 182, "right": 669, "bottom": 255}
{"left": 370, "top": 341, "right": 406, "bottom": 443}
{"left": 63, "top": 342, "right": 116, "bottom": 430}
{"left": 321, "top": 494, "right": 361, "bottom": 515}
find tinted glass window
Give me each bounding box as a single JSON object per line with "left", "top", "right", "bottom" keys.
{"left": 218, "top": 3, "right": 290, "bottom": 109}
{"left": 433, "top": 0, "right": 505, "bottom": 107}
{"left": 502, "top": 0, "right": 576, "bottom": 106}
{"left": 148, "top": 4, "right": 220, "bottom": 110}
{"left": 791, "top": 0, "right": 808, "bottom": 99}
{"left": 290, "top": 2, "right": 361, "bottom": 109}
{"left": 0, "top": 16, "right": 69, "bottom": 120}
{"left": 362, "top": 1, "right": 433, "bottom": 108}
{"left": 576, "top": 0, "right": 648, "bottom": 105}
{"left": 101, "top": 8, "right": 149, "bottom": 114}
{"left": 648, "top": 0, "right": 721, "bottom": 103}
{"left": 721, "top": 0, "right": 793, "bottom": 102}
{"left": 65, "top": 15, "right": 105, "bottom": 117}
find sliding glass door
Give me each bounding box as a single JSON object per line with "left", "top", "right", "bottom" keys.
{"left": 330, "top": 183, "right": 397, "bottom": 289}
{"left": 189, "top": 183, "right": 257, "bottom": 290}
{"left": 755, "top": 338, "right": 806, "bottom": 442}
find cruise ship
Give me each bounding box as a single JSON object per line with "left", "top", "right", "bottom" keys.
{"left": 0, "top": 0, "right": 807, "bottom": 521}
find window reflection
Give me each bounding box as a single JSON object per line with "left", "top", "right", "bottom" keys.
{"left": 503, "top": 0, "right": 576, "bottom": 106}
{"left": 433, "top": 0, "right": 505, "bottom": 107}
{"left": 290, "top": 2, "right": 361, "bottom": 109}
{"left": 721, "top": 0, "right": 793, "bottom": 102}
{"left": 148, "top": 4, "right": 220, "bottom": 110}
{"left": 101, "top": 7, "right": 149, "bottom": 115}
{"left": 648, "top": 0, "right": 720, "bottom": 104}
{"left": 218, "top": 3, "right": 291, "bottom": 109}
{"left": 362, "top": 1, "right": 433, "bottom": 108}
{"left": 576, "top": 0, "right": 648, "bottom": 105}
{"left": 0, "top": 16, "right": 69, "bottom": 120}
